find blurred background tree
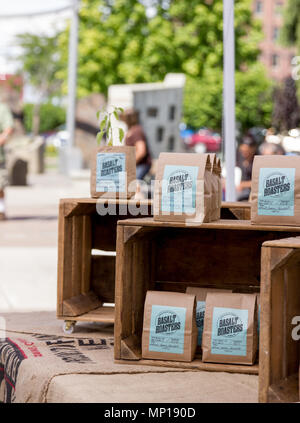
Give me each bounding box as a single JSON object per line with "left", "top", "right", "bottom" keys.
{"left": 281, "top": 0, "right": 300, "bottom": 99}
{"left": 56, "top": 0, "right": 272, "bottom": 132}
{"left": 15, "top": 32, "right": 64, "bottom": 135}
{"left": 272, "top": 77, "right": 300, "bottom": 132}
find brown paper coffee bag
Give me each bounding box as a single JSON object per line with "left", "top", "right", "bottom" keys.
{"left": 186, "top": 287, "right": 232, "bottom": 350}
{"left": 251, "top": 155, "right": 300, "bottom": 226}
{"left": 208, "top": 154, "right": 221, "bottom": 221}
{"left": 90, "top": 145, "right": 136, "bottom": 198}
{"left": 202, "top": 292, "right": 258, "bottom": 365}
{"left": 216, "top": 157, "right": 222, "bottom": 219}
{"left": 142, "top": 291, "right": 198, "bottom": 362}
{"left": 153, "top": 152, "right": 212, "bottom": 224}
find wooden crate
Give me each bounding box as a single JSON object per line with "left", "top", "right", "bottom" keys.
{"left": 259, "top": 236, "right": 300, "bottom": 403}
{"left": 56, "top": 199, "right": 249, "bottom": 331}
{"left": 221, "top": 201, "right": 251, "bottom": 220}
{"left": 114, "top": 217, "right": 300, "bottom": 375}
{"left": 57, "top": 198, "right": 152, "bottom": 330}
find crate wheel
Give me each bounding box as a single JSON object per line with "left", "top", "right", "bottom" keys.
{"left": 63, "top": 320, "right": 76, "bottom": 334}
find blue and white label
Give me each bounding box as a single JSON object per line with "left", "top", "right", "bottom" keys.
{"left": 161, "top": 165, "right": 198, "bottom": 214}
{"left": 149, "top": 305, "right": 186, "bottom": 355}
{"left": 211, "top": 307, "right": 248, "bottom": 356}
{"left": 258, "top": 168, "right": 295, "bottom": 216}
{"left": 196, "top": 301, "right": 206, "bottom": 346}
{"left": 96, "top": 153, "right": 126, "bottom": 192}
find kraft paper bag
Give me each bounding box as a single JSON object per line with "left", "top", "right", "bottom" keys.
{"left": 208, "top": 154, "right": 222, "bottom": 221}
{"left": 216, "top": 157, "right": 222, "bottom": 219}
{"left": 202, "top": 292, "right": 258, "bottom": 365}
{"left": 90, "top": 145, "right": 136, "bottom": 199}
{"left": 153, "top": 153, "right": 212, "bottom": 224}
{"left": 251, "top": 155, "right": 300, "bottom": 226}
{"left": 186, "top": 287, "right": 232, "bottom": 351}
{"left": 142, "top": 291, "right": 198, "bottom": 362}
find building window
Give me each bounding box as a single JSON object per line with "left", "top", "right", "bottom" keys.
{"left": 156, "top": 127, "right": 164, "bottom": 142}
{"left": 272, "top": 27, "right": 279, "bottom": 41}
{"left": 255, "top": 0, "right": 263, "bottom": 14}
{"left": 147, "top": 107, "right": 158, "bottom": 117}
{"left": 272, "top": 54, "right": 280, "bottom": 68}
{"left": 168, "top": 136, "right": 175, "bottom": 151}
{"left": 169, "top": 105, "right": 176, "bottom": 121}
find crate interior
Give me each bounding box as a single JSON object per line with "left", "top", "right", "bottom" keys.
{"left": 267, "top": 256, "right": 300, "bottom": 403}
{"left": 60, "top": 208, "right": 149, "bottom": 321}
{"left": 119, "top": 226, "right": 300, "bottom": 373}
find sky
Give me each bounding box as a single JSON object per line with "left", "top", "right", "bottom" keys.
{"left": 0, "top": 0, "right": 73, "bottom": 74}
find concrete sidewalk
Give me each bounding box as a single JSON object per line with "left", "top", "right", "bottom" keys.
{"left": 0, "top": 172, "right": 90, "bottom": 311}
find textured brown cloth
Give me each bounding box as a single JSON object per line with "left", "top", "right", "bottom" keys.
{"left": 0, "top": 311, "right": 258, "bottom": 403}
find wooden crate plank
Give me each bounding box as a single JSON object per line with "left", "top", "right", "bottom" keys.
{"left": 270, "top": 267, "right": 285, "bottom": 385}
{"left": 115, "top": 359, "right": 259, "bottom": 375}
{"left": 268, "top": 373, "right": 299, "bottom": 403}
{"left": 114, "top": 225, "right": 125, "bottom": 360}
{"left": 91, "top": 255, "right": 115, "bottom": 303}
{"left": 63, "top": 291, "right": 102, "bottom": 317}
{"left": 285, "top": 263, "right": 300, "bottom": 377}
{"left": 81, "top": 215, "right": 92, "bottom": 294}
{"left": 57, "top": 207, "right": 74, "bottom": 317}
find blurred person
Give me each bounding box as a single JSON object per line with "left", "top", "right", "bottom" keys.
{"left": 0, "top": 100, "right": 14, "bottom": 220}
{"left": 236, "top": 135, "right": 257, "bottom": 201}
{"left": 120, "top": 108, "right": 152, "bottom": 180}
{"left": 259, "top": 142, "right": 285, "bottom": 155}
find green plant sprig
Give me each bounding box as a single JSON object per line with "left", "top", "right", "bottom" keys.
{"left": 96, "top": 106, "right": 125, "bottom": 146}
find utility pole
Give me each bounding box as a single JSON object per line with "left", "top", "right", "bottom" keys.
{"left": 66, "top": 0, "right": 79, "bottom": 149}
{"left": 223, "top": 0, "right": 236, "bottom": 201}
{"left": 64, "top": 0, "right": 82, "bottom": 174}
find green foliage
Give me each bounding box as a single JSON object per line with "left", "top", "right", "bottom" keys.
{"left": 56, "top": 0, "right": 272, "bottom": 131}
{"left": 23, "top": 103, "right": 66, "bottom": 133}
{"left": 16, "top": 32, "right": 64, "bottom": 100}
{"left": 97, "top": 106, "right": 124, "bottom": 145}
{"left": 184, "top": 64, "right": 273, "bottom": 131}
{"left": 58, "top": 0, "right": 263, "bottom": 96}
{"left": 280, "top": 0, "right": 300, "bottom": 48}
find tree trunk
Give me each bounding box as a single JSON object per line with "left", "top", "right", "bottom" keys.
{"left": 32, "top": 103, "right": 41, "bottom": 136}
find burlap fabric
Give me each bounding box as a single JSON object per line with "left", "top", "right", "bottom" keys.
{"left": 0, "top": 312, "right": 259, "bottom": 403}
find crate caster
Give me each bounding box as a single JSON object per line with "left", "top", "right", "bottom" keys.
{"left": 63, "top": 320, "right": 76, "bottom": 334}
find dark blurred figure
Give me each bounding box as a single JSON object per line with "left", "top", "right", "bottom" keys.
{"left": 120, "top": 108, "right": 152, "bottom": 180}
{"left": 236, "top": 135, "right": 257, "bottom": 201}
{"left": 259, "top": 142, "right": 285, "bottom": 156}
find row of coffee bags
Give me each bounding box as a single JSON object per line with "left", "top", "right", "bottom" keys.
{"left": 153, "top": 153, "right": 222, "bottom": 224}
{"left": 251, "top": 155, "right": 300, "bottom": 226}
{"left": 142, "top": 290, "right": 258, "bottom": 365}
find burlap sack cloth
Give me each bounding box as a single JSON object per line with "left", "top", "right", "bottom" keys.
{"left": 0, "top": 312, "right": 258, "bottom": 403}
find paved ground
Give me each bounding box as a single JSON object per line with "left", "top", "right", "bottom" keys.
{"left": 0, "top": 171, "right": 90, "bottom": 311}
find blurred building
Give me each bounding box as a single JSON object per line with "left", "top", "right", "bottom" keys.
{"left": 252, "top": 0, "right": 296, "bottom": 81}
{"left": 108, "top": 74, "right": 186, "bottom": 159}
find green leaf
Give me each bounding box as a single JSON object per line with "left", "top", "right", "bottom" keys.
{"left": 99, "top": 114, "right": 108, "bottom": 131}
{"left": 119, "top": 128, "right": 125, "bottom": 144}
{"left": 96, "top": 131, "right": 104, "bottom": 145}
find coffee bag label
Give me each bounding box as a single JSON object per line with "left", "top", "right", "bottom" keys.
{"left": 161, "top": 165, "right": 198, "bottom": 214}
{"left": 96, "top": 153, "right": 126, "bottom": 192}
{"left": 258, "top": 168, "right": 295, "bottom": 216}
{"left": 211, "top": 307, "right": 248, "bottom": 356}
{"left": 196, "top": 301, "right": 206, "bottom": 346}
{"left": 149, "top": 305, "right": 186, "bottom": 354}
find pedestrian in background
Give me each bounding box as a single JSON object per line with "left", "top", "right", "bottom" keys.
{"left": 120, "top": 108, "right": 152, "bottom": 180}
{"left": 236, "top": 135, "right": 257, "bottom": 201}
{"left": 259, "top": 142, "right": 285, "bottom": 156}
{"left": 0, "top": 100, "right": 14, "bottom": 220}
